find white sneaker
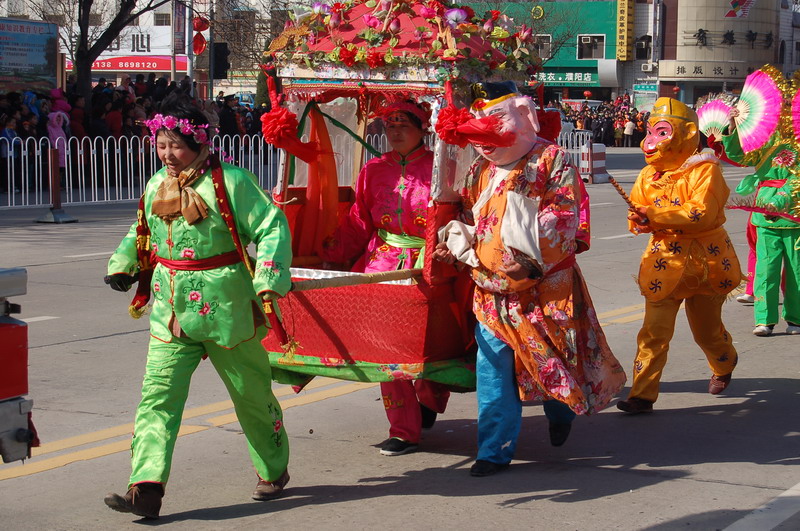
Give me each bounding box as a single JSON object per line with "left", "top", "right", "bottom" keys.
{"left": 736, "top": 293, "right": 755, "bottom": 304}
{"left": 787, "top": 324, "right": 800, "bottom": 335}
{"left": 753, "top": 325, "right": 774, "bottom": 336}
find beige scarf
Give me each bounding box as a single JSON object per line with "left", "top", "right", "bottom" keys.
{"left": 151, "top": 146, "right": 210, "bottom": 225}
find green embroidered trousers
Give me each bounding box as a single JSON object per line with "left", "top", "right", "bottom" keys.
{"left": 129, "top": 326, "right": 289, "bottom": 487}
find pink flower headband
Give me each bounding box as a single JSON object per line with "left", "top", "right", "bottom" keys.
{"left": 144, "top": 114, "right": 213, "bottom": 147}
{"left": 380, "top": 102, "right": 431, "bottom": 130}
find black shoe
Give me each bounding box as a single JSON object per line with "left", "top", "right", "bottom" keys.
{"left": 380, "top": 437, "right": 418, "bottom": 456}
{"left": 420, "top": 404, "right": 438, "bottom": 430}
{"left": 616, "top": 397, "right": 654, "bottom": 414}
{"left": 470, "top": 460, "right": 510, "bottom": 477}
{"left": 548, "top": 422, "right": 572, "bottom": 447}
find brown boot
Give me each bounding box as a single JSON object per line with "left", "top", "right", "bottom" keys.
{"left": 616, "top": 397, "right": 654, "bottom": 414}
{"left": 104, "top": 482, "right": 163, "bottom": 519}
{"left": 709, "top": 373, "right": 732, "bottom": 395}
{"left": 252, "top": 470, "right": 290, "bottom": 501}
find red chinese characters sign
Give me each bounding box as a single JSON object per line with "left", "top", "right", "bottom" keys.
{"left": 65, "top": 55, "right": 188, "bottom": 72}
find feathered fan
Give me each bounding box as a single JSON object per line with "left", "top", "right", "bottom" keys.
{"left": 734, "top": 67, "right": 784, "bottom": 153}
{"left": 697, "top": 98, "right": 732, "bottom": 139}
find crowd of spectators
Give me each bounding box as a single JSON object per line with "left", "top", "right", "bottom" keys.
{"left": 552, "top": 93, "right": 651, "bottom": 148}
{"left": 1, "top": 73, "right": 265, "bottom": 192}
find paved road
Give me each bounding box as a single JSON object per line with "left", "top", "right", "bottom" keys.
{"left": 1, "top": 148, "right": 799, "bottom": 530}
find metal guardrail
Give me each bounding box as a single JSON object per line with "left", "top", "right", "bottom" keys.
{"left": 0, "top": 130, "right": 593, "bottom": 210}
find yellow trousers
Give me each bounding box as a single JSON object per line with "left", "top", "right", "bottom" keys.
{"left": 629, "top": 294, "right": 738, "bottom": 403}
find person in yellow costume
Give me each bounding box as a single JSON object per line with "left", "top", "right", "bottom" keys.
{"left": 617, "top": 97, "right": 742, "bottom": 414}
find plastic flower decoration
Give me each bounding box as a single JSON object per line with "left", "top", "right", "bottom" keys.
{"left": 144, "top": 113, "right": 214, "bottom": 149}
{"left": 444, "top": 8, "right": 468, "bottom": 28}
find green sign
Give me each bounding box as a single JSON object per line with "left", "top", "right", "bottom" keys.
{"left": 633, "top": 84, "right": 658, "bottom": 92}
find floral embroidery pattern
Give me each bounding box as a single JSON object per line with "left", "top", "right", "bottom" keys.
{"left": 475, "top": 210, "right": 499, "bottom": 243}
{"left": 772, "top": 149, "right": 796, "bottom": 167}
{"left": 267, "top": 402, "right": 284, "bottom": 447}
{"left": 256, "top": 260, "right": 283, "bottom": 280}
{"left": 180, "top": 248, "right": 196, "bottom": 259}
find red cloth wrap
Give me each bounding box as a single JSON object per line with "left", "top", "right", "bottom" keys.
{"left": 435, "top": 81, "right": 514, "bottom": 148}
{"left": 155, "top": 250, "right": 242, "bottom": 271}
{"left": 536, "top": 109, "right": 562, "bottom": 143}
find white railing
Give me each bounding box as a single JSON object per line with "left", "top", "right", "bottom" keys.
{"left": 0, "top": 134, "right": 281, "bottom": 210}
{"left": 0, "top": 130, "right": 593, "bottom": 210}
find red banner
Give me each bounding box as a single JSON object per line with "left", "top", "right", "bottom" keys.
{"left": 65, "top": 55, "right": 188, "bottom": 72}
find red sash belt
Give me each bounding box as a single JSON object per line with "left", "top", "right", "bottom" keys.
{"left": 546, "top": 254, "right": 576, "bottom": 276}
{"left": 155, "top": 250, "right": 241, "bottom": 271}
{"left": 758, "top": 179, "right": 787, "bottom": 189}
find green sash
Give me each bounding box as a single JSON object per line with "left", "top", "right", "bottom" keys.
{"left": 378, "top": 229, "right": 425, "bottom": 269}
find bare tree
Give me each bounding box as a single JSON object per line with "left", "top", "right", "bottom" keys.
{"left": 20, "top": 0, "right": 177, "bottom": 105}
{"left": 207, "top": 0, "right": 292, "bottom": 71}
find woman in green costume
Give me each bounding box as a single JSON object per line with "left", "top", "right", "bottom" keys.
{"left": 103, "top": 95, "right": 293, "bottom": 519}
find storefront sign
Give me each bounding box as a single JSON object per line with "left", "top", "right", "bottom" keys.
{"left": 533, "top": 70, "right": 600, "bottom": 87}
{"left": 66, "top": 55, "right": 188, "bottom": 72}
{"left": 616, "top": 0, "right": 635, "bottom": 61}
{"left": 658, "top": 60, "right": 754, "bottom": 80}
{"left": 633, "top": 84, "right": 658, "bottom": 92}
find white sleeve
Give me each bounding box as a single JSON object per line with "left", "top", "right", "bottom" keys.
{"left": 437, "top": 220, "right": 480, "bottom": 268}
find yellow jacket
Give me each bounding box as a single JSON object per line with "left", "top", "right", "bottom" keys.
{"left": 629, "top": 154, "right": 742, "bottom": 301}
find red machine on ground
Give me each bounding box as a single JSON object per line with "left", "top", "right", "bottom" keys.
{"left": 0, "top": 268, "right": 38, "bottom": 463}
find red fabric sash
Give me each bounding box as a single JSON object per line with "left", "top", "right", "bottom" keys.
{"left": 547, "top": 254, "right": 576, "bottom": 276}
{"left": 155, "top": 250, "right": 241, "bottom": 271}
{"left": 758, "top": 179, "right": 787, "bottom": 189}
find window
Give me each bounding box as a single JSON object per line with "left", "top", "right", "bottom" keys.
{"left": 795, "top": 42, "right": 800, "bottom": 65}
{"left": 154, "top": 13, "right": 171, "bottom": 26}
{"left": 533, "top": 35, "right": 552, "bottom": 60}
{"left": 635, "top": 35, "right": 652, "bottom": 60}
{"left": 577, "top": 35, "right": 605, "bottom": 59}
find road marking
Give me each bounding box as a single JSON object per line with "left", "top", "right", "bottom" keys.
{"left": 598, "top": 233, "right": 635, "bottom": 240}
{"left": 597, "top": 304, "right": 644, "bottom": 319}
{"left": 21, "top": 316, "right": 59, "bottom": 323}
{"left": 31, "top": 377, "right": 341, "bottom": 458}
{"left": 63, "top": 252, "right": 111, "bottom": 258}
{"left": 590, "top": 202, "right": 614, "bottom": 206}
{"left": 0, "top": 380, "right": 375, "bottom": 481}
{"left": 723, "top": 480, "right": 800, "bottom": 530}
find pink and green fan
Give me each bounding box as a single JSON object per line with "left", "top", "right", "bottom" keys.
{"left": 734, "top": 68, "right": 784, "bottom": 153}
{"left": 697, "top": 98, "right": 732, "bottom": 139}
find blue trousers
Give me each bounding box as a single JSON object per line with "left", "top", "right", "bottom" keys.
{"left": 476, "top": 323, "right": 576, "bottom": 464}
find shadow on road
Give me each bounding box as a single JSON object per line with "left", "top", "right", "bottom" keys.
{"left": 156, "top": 376, "right": 799, "bottom": 526}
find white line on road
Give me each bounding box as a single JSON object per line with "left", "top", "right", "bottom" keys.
{"left": 63, "top": 252, "right": 110, "bottom": 258}
{"left": 723, "top": 480, "right": 800, "bottom": 530}
{"left": 591, "top": 202, "right": 614, "bottom": 206}
{"left": 597, "top": 233, "right": 635, "bottom": 240}
{"left": 21, "top": 316, "right": 59, "bottom": 323}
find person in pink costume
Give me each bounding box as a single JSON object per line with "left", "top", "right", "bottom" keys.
{"left": 322, "top": 101, "right": 450, "bottom": 456}
{"left": 47, "top": 111, "right": 70, "bottom": 183}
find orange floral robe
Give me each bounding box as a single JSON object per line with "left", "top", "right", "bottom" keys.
{"left": 462, "top": 143, "right": 626, "bottom": 415}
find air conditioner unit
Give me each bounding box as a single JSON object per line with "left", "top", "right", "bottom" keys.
{"left": 581, "top": 36, "right": 592, "bottom": 44}
{"left": 641, "top": 63, "right": 655, "bottom": 72}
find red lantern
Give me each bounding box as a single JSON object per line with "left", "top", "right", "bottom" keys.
{"left": 672, "top": 85, "right": 680, "bottom": 94}
{"left": 192, "top": 33, "right": 207, "bottom": 56}
{"left": 583, "top": 90, "right": 592, "bottom": 99}
{"left": 193, "top": 16, "right": 210, "bottom": 32}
